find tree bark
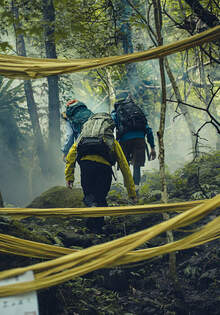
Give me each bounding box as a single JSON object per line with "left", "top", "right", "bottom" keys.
{"left": 42, "top": 0, "right": 61, "bottom": 172}
{"left": 11, "top": 0, "right": 48, "bottom": 175}
{"left": 119, "top": 0, "right": 141, "bottom": 98}
{"left": 106, "top": 69, "right": 116, "bottom": 113}
{"left": 153, "top": 0, "right": 177, "bottom": 282}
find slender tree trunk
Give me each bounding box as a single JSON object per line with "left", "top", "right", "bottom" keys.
{"left": 11, "top": 0, "right": 48, "bottom": 176}
{"left": 165, "top": 58, "right": 198, "bottom": 158}
{"left": 119, "top": 0, "right": 141, "bottom": 97}
{"left": 152, "top": 0, "right": 167, "bottom": 200}
{"left": 152, "top": 0, "right": 177, "bottom": 282}
{"left": 106, "top": 69, "right": 116, "bottom": 113}
{"left": 42, "top": 0, "right": 61, "bottom": 172}
{"left": 106, "top": 69, "right": 118, "bottom": 180}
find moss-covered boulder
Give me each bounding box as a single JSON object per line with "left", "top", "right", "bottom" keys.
{"left": 26, "top": 186, "right": 85, "bottom": 208}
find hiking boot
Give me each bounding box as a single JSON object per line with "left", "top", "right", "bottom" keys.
{"left": 86, "top": 217, "right": 104, "bottom": 233}
{"left": 83, "top": 194, "right": 97, "bottom": 207}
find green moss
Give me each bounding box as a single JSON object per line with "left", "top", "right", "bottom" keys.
{"left": 26, "top": 185, "right": 84, "bottom": 208}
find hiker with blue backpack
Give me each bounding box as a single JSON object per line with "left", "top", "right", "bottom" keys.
{"left": 65, "top": 112, "right": 137, "bottom": 232}
{"left": 61, "top": 99, "right": 93, "bottom": 161}
{"left": 111, "top": 93, "right": 156, "bottom": 195}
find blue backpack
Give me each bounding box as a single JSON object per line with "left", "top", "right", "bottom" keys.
{"left": 66, "top": 102, "right": 93, "bottom": 136}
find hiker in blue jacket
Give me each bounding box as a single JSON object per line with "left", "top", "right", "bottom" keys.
{"left": 111, "top": 93, "right": 156, "bottom": 194}
{"left": 61, "top": 99, "right": 93, "bottom": 161}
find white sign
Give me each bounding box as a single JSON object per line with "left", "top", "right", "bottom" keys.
{"left": 0, "top": 270, "right": 39, "bottom": 315}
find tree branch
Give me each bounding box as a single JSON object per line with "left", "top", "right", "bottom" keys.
{"left": 167, "top": 98, "right": 220, "bottom": 129}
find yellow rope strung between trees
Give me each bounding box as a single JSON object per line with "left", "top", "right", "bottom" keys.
{"left": 0, "top": 199, "right": 205, "bottom": 219}
{"left": 0, "top": 199, "right": 211, "bottom": 259}
{"left": 0, "top": 194, "right": 219, "bottom": 297}
{"left": 0, "top": 233, "right": 75, "bottom": 259}
{"left": 0, "top": 26, "right": 219, "bottom": 79}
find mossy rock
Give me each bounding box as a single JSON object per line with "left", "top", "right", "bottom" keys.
{"left": 26, "top": 186, "right": 84, "bottom": 208}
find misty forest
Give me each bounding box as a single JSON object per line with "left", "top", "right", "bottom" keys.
{"left": 0, "top": 0, "right": 220, "bottom": 314}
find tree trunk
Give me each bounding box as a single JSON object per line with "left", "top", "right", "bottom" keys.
{"left": 119, "top": 0, "right": 141, "bottom": 97}
{"left": 106, "top": 69, "right": 116, "bottom": 113}
{"left": 152, "top": 0, "right": 177, "bottom": 283}
{"left": 165, "top": 58, "right": 198, "bottom": 158}
{"left": 11, "top": 0, "right": 48, "bottom": 175}
{"left": 42, "top": 0, "right": 61, "bottom": 173}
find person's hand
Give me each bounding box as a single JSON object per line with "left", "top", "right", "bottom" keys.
{"left": 149, "top": 148, "right": 156, "bottom": 161}
{"left": 66, "top": 180, "right": 73, "bottom": 189}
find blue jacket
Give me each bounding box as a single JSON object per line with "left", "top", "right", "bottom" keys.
{"left": 111, "top": 110, "right": 155, "bottom": 149}
{"left": 62, "top": 120, "right": 78, "bottom": 156}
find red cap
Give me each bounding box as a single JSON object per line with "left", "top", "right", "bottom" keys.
{"left": 66, "top": 99, "right": 78, "bottom": 107}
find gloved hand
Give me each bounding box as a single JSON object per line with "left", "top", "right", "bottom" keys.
{"left": 149, "top": 148, "right": 156, "bottom": 160}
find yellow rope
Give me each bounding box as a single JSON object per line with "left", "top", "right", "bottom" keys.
{"left": 0, "top": 26, "right": 219, "bottom": 79}
{"left": 0, "top": 199, "right": 204, "bottom": 219}
{"left": 0, "top": 194, "right": 219, "bottom": 297}
{"left": 0, "top": 199, "right": 208, "bottom": 259}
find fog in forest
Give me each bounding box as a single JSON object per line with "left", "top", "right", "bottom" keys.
{"left": 0, "top": 63, "right": 219, "bottom": 208}
{"left": 0, "top": 0, "right": 218, "bottom": 209}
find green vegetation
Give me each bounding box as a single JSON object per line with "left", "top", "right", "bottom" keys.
{"left": 0, "top": 2, "right": 219, "bottom": 312}
{"left": 140, "top": 151, "right": 220, "bottom": 201}
{"left": 0, "top": 149, "right": 219, "bottom": 314}
{"left": 0, "top": 0, "right": 219, "bottom": 205}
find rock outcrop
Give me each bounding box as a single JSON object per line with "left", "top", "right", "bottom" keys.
{"left": 26, "top": 185, "right": 85, "bottom": 208}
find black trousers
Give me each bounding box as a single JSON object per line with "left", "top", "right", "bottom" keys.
{"left": 79, "top": 160, "right": 112, "bottom": 206}
{"left": 120, "top": 138, "right": 145, "bottom": 186}
{"left": 133, "top": 164, "right": 141, "bottom": 186}
{"left": 79, "top": 160, "right": 112, "bottom": 232}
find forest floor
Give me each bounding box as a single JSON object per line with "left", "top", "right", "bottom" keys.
{"left": 0, "top": 151, "right": 219, "bottom": 315}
